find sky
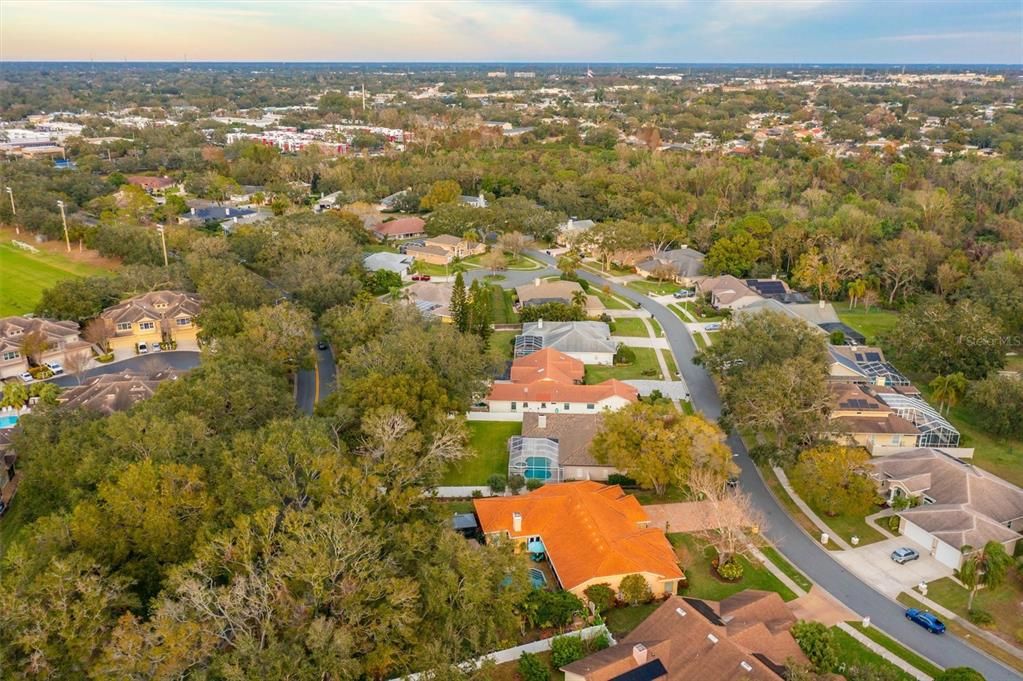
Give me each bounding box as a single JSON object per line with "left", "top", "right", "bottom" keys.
{"left": 2, "top": 0, "right": 1021, "bottom": 64}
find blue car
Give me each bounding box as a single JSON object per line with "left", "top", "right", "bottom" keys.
{"left": 905, "top": 608, "right": 946, "bottom": 634}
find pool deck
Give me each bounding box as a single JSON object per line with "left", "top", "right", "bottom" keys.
{"left": 530, "top": 557, "right": 560, "bottom": 590}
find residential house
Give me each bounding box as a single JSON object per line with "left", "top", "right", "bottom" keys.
{"left": 405, "top": 281, "right": 454, "bottom": 321}
{"left": 126, "top": 175, "right": 177, "bottom": 194}
{"left": 363, "top": 252, "right": 414, "bottom": 279}
{"left": 459, "top": 193, "right": 488, "bottom": 208}
{"left": 872, "top": 449, "right": 1023, "bottom": 569}
{"left": 515, "top": 279, "right": 605, "bottom": 316}
{"left": 745, "top": 278, "right": 809, "bottom": 304}
{"left": 696, "top": 276, "right": 763, "bottom": 310}
{"left": 826, "top": 345, "right": 911, "bottom": 387}
{"left": 486, "top": 347, "right": 638, "bottom": 415}
{"left": 510, "top": 412, "right": 617, "bottom": 483}
{"left": 827, "top": 383, "right": 920, "bottom": 454}
{"left": 229, "top": 185, "right": 265, "bottom": 205}
{"left": 100, "top": 291, "right": 201, "bottom": 355}
{"left": 404, "top": 234, "right": 485, "bottom": 265}
{"left": 371, "top": 216, "right": 426, "bottom": 241}
{"left": 473, "top": 481, "right": 684, "bottom": 598}
{"left": 515, "top": 321, "right": 617, "bottom": 365}
{"left": 561, "top": 591, "right": 807, "bottom": 681}
{"left": 0, "top": 316, "right": 91, "bottom": 379}
{"left": 58, "top": 369, "right": 181, "bottom": 415}
{"left": 377, "top": 188, "right": 410, "bottom": 212}
{"left": 634, "top": 248, "right": 705, "bottom": 286}
{"left": 818, "top": 322, "right": 866, "bottom": 345}
{"left": 736, "top": 298, "right": 838, "bottom": 328}
{"left": 557, "top": 218, "right": 596, "bottom": 246}
{"left": 177, "top": 205, "right": 260, "bottom": 228}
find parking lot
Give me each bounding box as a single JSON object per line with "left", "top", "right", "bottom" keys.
{"left": 833, "top": 537, "right": 954, "bottom": 597}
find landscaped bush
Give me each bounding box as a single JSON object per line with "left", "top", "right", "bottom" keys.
{"left": 887, "top": 515, "right": 901, "bottom": 532}
{"left": 614, "top": 345, "right": 636, "bottom": 366}
{"left": 583, "top": 583, "right": 616, "bottom": 613}
{"left": 550, "top": 634, "right": 585, "bottom": 667}
{"left": 967, "top": 608, "right": 993, "bottom": 625}
{"left": 523, "top": 590, "right": 584, "bottom": 628}
{"left": 607, "top": 473, "right": 637, "bottom": 487}
{"left": 716, "top": 559, "right": 744, "bottom": 581}
{"left": 470, "top": 489, "right": 483, "bottom": 498}
{"left": 517, "top": 652, "right": 550, "bottom": 681}
{"left": 618, "top": 574, "right": 653, "bottom": 605}
{"left": 934, "top": 668, "right": 986, "bottom": 681}
{"left": 525, "top": 478, "right": 544, "bottom": 491}
{"left": 487, "top": 474, "right": 507, "bottom": 494}
{"left": 508, "top": 474, "right": 526, "bottom": 495}
{"left": 588, "top": 631, "right": 611, "bottom": 652}
{"left": 95, "top": 352, "right": 114, "bottom": 363}
{"left": 28, "top": 366, "right": 53, "bottom": 379}
{"left": 791, "top": 621, "right": 838, "bottom": 673}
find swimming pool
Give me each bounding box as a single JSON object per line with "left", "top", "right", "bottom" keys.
{"left": 0, "top": 415, "right": 18, "bottom": 429}
{"left": 522, "top": 456, "right": 552, "bottom": 480}
{"left": 529, "top": 568, "right": 547, "bottom": 589}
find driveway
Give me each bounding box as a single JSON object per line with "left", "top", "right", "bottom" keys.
{"left": 833, "top": 537, "right": 954, "bottom": 597}
{"left": 644, "top": 500, "right": 737, "bottom": 534}
{"left": 49, "top": 350, "right": 201, "bottom": 388}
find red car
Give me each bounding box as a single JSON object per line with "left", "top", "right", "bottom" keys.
{"left": 411, "top": 274, "right": 432, "bottom": 281}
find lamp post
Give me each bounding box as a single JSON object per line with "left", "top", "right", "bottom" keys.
{"left": 4, "top": 187, "right": 17, "bottom": 235}
{"left": 156, "top": 224, "right": 168, "bottom": 268}
{"left": 56, "top": 200, "right": 70, "bottom": 252}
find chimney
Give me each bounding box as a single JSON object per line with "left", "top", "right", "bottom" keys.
{"left": 537, "top": 318, "right": 543, "bottom": 329}
{"left": 512, "top": 512, "right": 522, "bottom": 533}
{"left": 770, "top": 273, "right": 777, "bottom": 280}
{"left": 707, "top": 633, "right": 719, "bottom": 645}
{"left": 740, "top": 662, "right": 753, "bottom": 672}
{"left": 190, "top": 207, "right": 196, "bottom": 215}
{"left": 534, "top": 277, "right": 541, "bottom": 287}
{"left": 538, "top": 414, "right": 547, "bottom": 429}
{"left": 632, "top": 644, "right": 648, "bottom": 665}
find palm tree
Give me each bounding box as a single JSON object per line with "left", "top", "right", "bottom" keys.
{"left": 929, "top": 372, "right": 968, "bottom": 414}
{"left": 847, "top": 278, "right": 867, "bottom": 310}
{"left": 557, "top": 254, "right": 580, "bottom": 277}
{"left": 571, "top": 290, "right": 588, "bottom": 309}
{"left": 956, "top": 541, "right": 1013, "bottom": 611}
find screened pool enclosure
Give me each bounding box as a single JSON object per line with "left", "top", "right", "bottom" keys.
{"left": 508, "top": 436, "right": 563, "bottom": 483}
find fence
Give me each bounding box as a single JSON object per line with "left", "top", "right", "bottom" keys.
{"left": 11, "top": 239, "right": 40, "bottom": 254}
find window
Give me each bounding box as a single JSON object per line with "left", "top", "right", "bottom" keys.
{"left": 563, "top": 403, "right": 570, "bottom": 411}
{"left": 139, "top": 322, "right": 156, "bottom": 331}
{"left": 511, "top": 402, "right": 517, "bottom": 411}
{"left": 176, "top": 317, "right": 191, "bottom": 326}
{"left": 540, "top": 402, "right": 547, "bottom": 409}
{"left": 522, "top": 402, "right": 529, "bottom": 408}
{"left": 586, "top": 403, "right": 595, "bottom": 410}
{"left": 2, "top": 351, "right": 20, "bottom": 361}
{"left": 891, "top": 434, "right": 902, "bottom": 446}
{"left": 116, "top": 322, "right": 132, "bottom": 332}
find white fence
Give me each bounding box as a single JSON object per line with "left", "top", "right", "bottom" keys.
{"left": 466, "top": 411, "right": 523, "bottom": 422}
{"left": 11, "top": 239, "right": 40, "bottom": 254}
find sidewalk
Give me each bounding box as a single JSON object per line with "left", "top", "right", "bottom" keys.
{"left": 771, "top": 467, "right": 853, "bottom": 550}
{"left": 902, "top": 589, "right": 1023, "bottom": 666}
{"left": 837, "top": 622, "right": 934, "bottom": 681}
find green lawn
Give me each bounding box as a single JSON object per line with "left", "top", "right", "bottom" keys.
{"left": 845, "top": 621, "right": 943, "bottom": 678}
{"left": 609, "top": 317, "right": 650, "bottom": 337}
{"left": 660, "top": 349, "right": 678, "bottom": 378}
{"left": 669, "top": 533, "right": 798, "bottom": 602}
{"left": 489, "top": 330, "right": 518, "bottom": 361}
{"left": 836, "top": 306, "right": 900, "bottom": 345}
{"left": 584, "top": 347, "right": 662, "bottom": 383}
{"left": 759, "top": 463, "right": 842, "bottom": 551}
{"left": 0, "top": 240, "right": 113, "bottom": 316}
{"left": 925, "top": 572, "right": 1023, "bottom": 645}
{"left": 830, "top": 626, "right": 914, "bottom": 681}
{"left": 604, "top": 602, "right": 660, "bottom": 638}
{"left": 627, "top": 280, "right": 681, "bottom": 296}
{"left": 491, "top": 287, "right": 519, "bottom": 324}
{"left": 788, "top": 471, "right": 886, "bottom": 546}
{"left": 649, "top": 318, "right": 663, "bottom": 337}
{"left": 632, "top": 486, "right": 690, "bottom": 505}
{"left": 440, "top": 421, "right": 519, "bottom": 485}
{"left": 761, "top": 546, "right": 813, "bottom": 593}
{"left": 693, "top": 333, "right": 710, "bottom": 351}
{"left": 591, "top": 290, "right": 632, "bottom": 310}
{"left": 463, "top": 253, "right": 543, "bottom": 271}
{"left": 412, "top": 260, "right": 459, "bottom": 277}
{"left": 675, "top": 301, "right": 726, "bottom": 322}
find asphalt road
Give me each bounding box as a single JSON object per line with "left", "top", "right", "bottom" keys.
{"left": 296, "top": 330, "right": 337, "bottom": 415}
{"left": 527, "top": 251, "right": 1021, "bottom": 680}
{"left": 48, "top": 351, "right": 201, "bottom": 389}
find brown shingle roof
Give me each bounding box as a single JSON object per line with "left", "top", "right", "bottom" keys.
{"left": 521, "top": 412, "right": 602, "bottom": 467}
{"left": 100, "top": 291, "right": 200, "bottom": 326}
{"left": 372, "top": 216, "right": 425, "bottom": 237}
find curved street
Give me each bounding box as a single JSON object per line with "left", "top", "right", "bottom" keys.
{"left": 527, "top": 250, "right": 1021, "bottom": 681}
{"left": 48, "top": 351, "right": 201, "bottom": 389}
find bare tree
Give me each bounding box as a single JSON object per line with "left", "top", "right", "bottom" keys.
{"left": 20, "top": 330, "right": 51, "bottom": 366}
{"left": 64, "top": 350, "right": 92, "bottom": 385}
{"left": 83, "top": 318, "right": 112, "bottom": 353}
{"left": 496, "top": 231, "right": 535, "bottom": 258}
{"left": 687, "top": 469, "right": 768, "bottom": 566}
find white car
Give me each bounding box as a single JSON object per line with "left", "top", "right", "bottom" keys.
{"left": 45, "top": 361, "right": 64, "bottom": 375}
{"left": 705, "top": 322, "right": 723, "bottom": 331}
{"left": 19, "top": 372, "right": 34, "bottom": 383}
{"left": 137, "top": 343, "right": 149, "bottom": 354}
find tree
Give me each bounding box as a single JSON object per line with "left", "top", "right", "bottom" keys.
{"left": 518, "top": 652, "right": 550, "bottom": 681}
{"left": 933, "top": 668, "right": 986, "bottom": 681}
{"left": 467, "top": 281, "right": 493, "bottom": 343}
{"left": 964, "top": 248, "right": 1023, "bottom": 336}
{"left": 419, "top": 180, "right": 462, "bottom": 210}
{"left": 518, "top": 302, "right": 586, "bottom": 323}
{"left": 964, "top": 375, "right": 1023, "bottom": 438}
{"left": 956, "top": 541, "right": 1014, "bottom": 611}
{"left": 571, "top": 289, "right": 588, "bottom": 308}
{"left": 450, "top": 271, "right": 469, "bottom": 332}
{"left": 793, "top": 248, "right": 838, "bottom": 301}
{"left": 480, "top": 249, "right": 508, "bottom": 274}
{"left": 847, "top": 278, "right": 867, "bottom": 309}
{"left": 791, "top": 621, "right": 838, "bottom": 673}
{"left": 496, "top": 230, "right": 534, "bottom": 258}
{"left": 880, "top": 235, "right": 926, "bottom": 304}
{"left": 591, "top": 403, "right": 735, "bottom": 497}
{"left": 929, "top": 373, "right": 968, "bottom": 414}
{"left": 704, "top": 231, "right": 762, "bottom": 277}
{"left": 1, "top": 382, "right": 29, "bottom": 409}
{"left": 83, "top": 318, "right": 112, "bottom": 352}
{"left": 20, "top": 329, "right": 51, "bottom": 366}
{"left": 582, "top": 220, "right": 645, "bottom": 272}
{"left": 236, "top": 303, "right": 315, "bottom": 374}
{"left": 687, "top": 469, "right": 767, "bottom": 566}
{"left": 63, "top": 350, "right": 92, "bottom": 385}
{"left": 790, "top": 445, "right": 876, "bottom": 517}
{"left": 557, "top": 254, "right": 580, "bottom": 277}
{"left": 583, "top": 583, "right": 615, "bottom": 613}
{"left": 618, "top": 574, "right": 653, "bottom": 605}
{"left": 550, "top": 634, "right": 586, "bottom": 668}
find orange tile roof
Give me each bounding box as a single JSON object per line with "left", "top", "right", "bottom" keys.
{"left": 473, "top": 481, "right": 683, "bottom": 590}
{"left": 487, "top": 378, "right": 638, "bottom": 405}
{"left": 509, "top": 348, "right": 585, "bottom": 384}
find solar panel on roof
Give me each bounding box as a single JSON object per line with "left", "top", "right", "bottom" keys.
{"left": 854, "top": 353, "right": 864, "bottom": 361}
{"left": 749, "top": 280, "right": 786, "bottom": 294}
{"left": 610, "top": 659, "right": 668, "bottom": 681}
{"left": 865, "top": 352, "right": 882, "bottom": 362}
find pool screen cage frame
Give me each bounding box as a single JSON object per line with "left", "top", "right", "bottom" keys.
{"left": 508, "top": 436, "right": 563, "bottom": 483}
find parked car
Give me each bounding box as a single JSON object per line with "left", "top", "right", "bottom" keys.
{"left": 151, "top": 342, "right": 161, "bottom": 352}
{"left": 673, "top": 290, "right": 695, "bottom": 299}
{"left": 137, "top": 342, "right": 148, "bottom": 354}
{"left": 18, "top": 372, "right": 34, "bottom": 383}
{"left": 45, "top": 361, "right": 64, "bottom": 375}
{"left": 905, "top": 608, "right": 945, "bottom": 634}
{"left": 890, "top": 547, "right": 920, "bottom": 564}
{"left": 317, "top": 340, "right": 329, "bottom": 351}
{"left": 411, "top": 274, "right": 432, "bottom": 281}
{"left": 705, "top": 322, "right": 722, "bottom": 331}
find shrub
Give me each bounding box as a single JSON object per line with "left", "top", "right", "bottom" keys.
{"left": 550, "top": 635, "right": 585, "bottom": 667}
{"left": 967, "top": 609, "right": 993, "bottom": 625}
{"left": 518, "top": 652, "right": 550, "bottom": 681}
{"left": 583, "top": 583, "right": 616, "bottom": 613}
{"left": 471, "top": 489, "right": 483, "bottom": 499}
{"left": 588, "top": 631, "right": 612, "bottom": 652}
{"left": 487, "top": 474, "right": 507, "bottom": 493}
{"left": 607, "top": 473, "right": 637, "bottom": 486}
{"left": 523, "top": 590, "right": 584, "bottom": 628}
{"left": 526, "top": 478, "right": 544, "bottom": 491}
{"left": 886, "top": 515, "right": 901, "bottom": 532}
{"left": 791, "top": 621, "right": 838, "bottom": 673}
{"left": 614, "top": 345, "right": 636, "bottom": 365}
{"left": 508, "top": 474, "right": 526, "bottom": 495}
{"left": 619, "top": 574, "right": 653, "bottom": 605}
{"left": 934, "top": 669, "right": 986, "bottom": 681}
{"left": 829, "top": 330, "right": 846, "bottom": 345}
{"left": 95, "top": 352, "right": 114, "bottom": 363}
{"left": 716, "top": 559, "right": 744, "bottom": 581}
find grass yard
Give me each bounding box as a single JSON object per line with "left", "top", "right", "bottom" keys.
{"left": 836, "top": 306, "right": 900, "bottom": 345}
{"left": 412, "top": 260, "right": 459, "bottom": 277}
{"left": 788, "top": 470, "right": 886, "bottom": 546}
{"left": 761, "top": 546, "right": 813, "bottom": 593}
{"left": 661, "top": 349, "right": 678, "bottom": 378}
{"left": 609, "top": 317, "right": 651, "bottom": 337}
{"left": 669, "top": 533, "right": 798, "bottom": 602}
{"left": 845, "top": 621, "right": 943, "bottom": 678}
{"left": 649, "top": 317, "right": 663, "bottom": 336}
{"left": 440, "top": 421, "right": 519, "bottom": 485}
{"left": 604, "top": 602, "right": 660, "bottom": 638}
{"left": 693, "top": 333, "right": 710, "bottom": 351}
{"left": 463, "top": 253, "right": 543, "bottom": 271}
{"left": 830, "top": 626, "right": 914, "bottom": 681}
{"left": 924, "top": 572, "right": 1023, "bottom": 645}
{"left": 758, "top": 463, "right": 843, "bottom": 551}
{"left": 627, "top": 280, "right": 681, "bottom": 296}
{"left": 0, "top": 239, "right": 114, "bottom": 316}
{"left": 675, "top": 301, "right": 726, "bottom": 322}
{"left": 584, "top": 347, "right": 662, "bottom": 383}
{"left": 591, "top": 290, "right": 633, "bottom": 310}
{"left": 632, "top": 486, "right": 689, "bottom": 505}
{"left": 490, "top": 650, "right": 564, "bottom": 681}
{"left": 491, "top": 287, "right": 519, "bottom": 324}
{"left": 489, "top": 330, "right": 518, "bottom": 361}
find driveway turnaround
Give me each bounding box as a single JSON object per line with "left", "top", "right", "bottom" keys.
{"left": 49, "top": 350, "right": 201, "bottom": 388}
{"left": 527, "top": 250, "right": 1022, "bottom": 681}
{"left": 833, "top": 537, "right": 954, "bottom": 597}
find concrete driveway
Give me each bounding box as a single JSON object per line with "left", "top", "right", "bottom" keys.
{"left": 833, "top": 537, "right": 954, "bottom": 597}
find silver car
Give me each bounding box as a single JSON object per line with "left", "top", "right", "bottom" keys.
{"left": 891, "top": 547, "right": 919, "bottom": 564}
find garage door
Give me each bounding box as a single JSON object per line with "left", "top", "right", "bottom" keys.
{"left": 902, "top": 519, "right": 933, "bottom": 550}
{"left": 934, "top": 541, "right": 961, "bottom": 569}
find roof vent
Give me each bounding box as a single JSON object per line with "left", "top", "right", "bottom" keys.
{"left": 675, "top": 607, "right": 686, "bottom": 617}
{"left": 740, "top": 661, "right": 753, "bottom": 672}
{"left": 632, "top": 643, "right": 647, "bottom": 665}
{"left": 537, "top": 414, "right": 547, "bottom": 429}
{"left": 707, "top": 633, "right": 719, "bottom": 644}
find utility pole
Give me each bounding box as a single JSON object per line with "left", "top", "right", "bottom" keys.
{"left": 5, "top": 186, "right": 18, "bottom": 235}
{"left": 56, "top": 200, "right": 71, "bottom": 252}
{"left": 157, "top": 224, "right": 169, "bottom": 267}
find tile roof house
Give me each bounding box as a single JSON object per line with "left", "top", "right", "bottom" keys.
{"left": 515, "top": 321, "right": 618, "bottom": 365}
{"left": 561, "top": 591, "right": 806, "bottom": 681}
{"left": 371, "top": 216, "right": 426, "bottom": 241}
{"left": 872, "top": 449, "right": 1023, "bottom": 568}
{"left": 634, "top": 248, "right": 706, "bottom": 285}
{"left": 58, "top": 369, "right": 181, "bottom": 415}
{"left": 510, "top": 412, "right": 618, "bottom": 483}
{"left": 473, "top": 481, "right": 683, "bottom": 597}
{"left": 696, "top": 276, "right": 763, "bottom": 310}
{"left": 100, "top": 291, "right": 201, "bottom": 356}
{"left": 486, "top": 348, "right": 638, "bottom": 415}
{"left": 0, "top": 316, "right": 90, "bottom": 379}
